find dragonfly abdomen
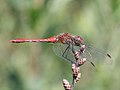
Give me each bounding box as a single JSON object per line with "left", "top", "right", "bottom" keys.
{"left": 10, "top": 36, "right": 57, "bottom": 43}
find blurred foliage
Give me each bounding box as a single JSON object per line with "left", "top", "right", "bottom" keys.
{"left": 0, "top": 0, "right": 120, "bottom": 90}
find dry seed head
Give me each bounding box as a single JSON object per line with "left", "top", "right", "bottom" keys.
{"left": 63, "top": 79, "right": 71, "bottom": 90}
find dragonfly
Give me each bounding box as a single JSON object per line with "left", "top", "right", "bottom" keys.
{"left": 10, "top": 32, "right": 111, "bottom": 67}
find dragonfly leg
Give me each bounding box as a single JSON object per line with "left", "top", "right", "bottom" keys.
{"left": 62, "top": 44, "right": 75, "bottom": 64}
{"left": 62, "top": 45, "right": 69, "bottom": 58}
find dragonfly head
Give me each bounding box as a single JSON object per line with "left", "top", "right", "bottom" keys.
{"left": 74, "top": 36, "right": 84, "bottom": 46}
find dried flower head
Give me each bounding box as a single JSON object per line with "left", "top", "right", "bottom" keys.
{"left": 63, "top": 79, "right": 71, "bottom": 90}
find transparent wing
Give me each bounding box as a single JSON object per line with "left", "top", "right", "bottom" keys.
{"left": 82, "top": 44, "right": 112, "bottom": 65}
{"left": 53, "top": 43, "right": 77, "bottom": 64}
{"left": 53, "top": 43, "right": 112, "bottom": 69}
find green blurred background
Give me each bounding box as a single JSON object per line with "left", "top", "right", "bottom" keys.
{"left": 0, "top": 0, "right": 120, "bottom": 90}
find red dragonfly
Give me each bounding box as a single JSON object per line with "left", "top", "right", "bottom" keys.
{"left": 10, "top": 33, "right": 111, "bottom": 67}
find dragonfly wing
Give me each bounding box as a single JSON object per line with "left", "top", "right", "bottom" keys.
{"left": 53, "top": 43, "right": 76, "bottom": 64}
{"left": 83, "top": 44, "right": 112, "bottom": 65}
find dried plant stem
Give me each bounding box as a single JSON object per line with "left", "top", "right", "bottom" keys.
{"left": 63, "top": 63, "right": 81, "bottom": 90}
{"left": 63, "top": 45, "right": 86, "bottom": 90}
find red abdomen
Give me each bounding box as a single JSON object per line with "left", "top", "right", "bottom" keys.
{"left": 10, "top": 36, "right": 57, "bottom": 43}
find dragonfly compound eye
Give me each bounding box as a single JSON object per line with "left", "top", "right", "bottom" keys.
{"left": 74, "top": 36, "right": 84, "bottom": 46}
